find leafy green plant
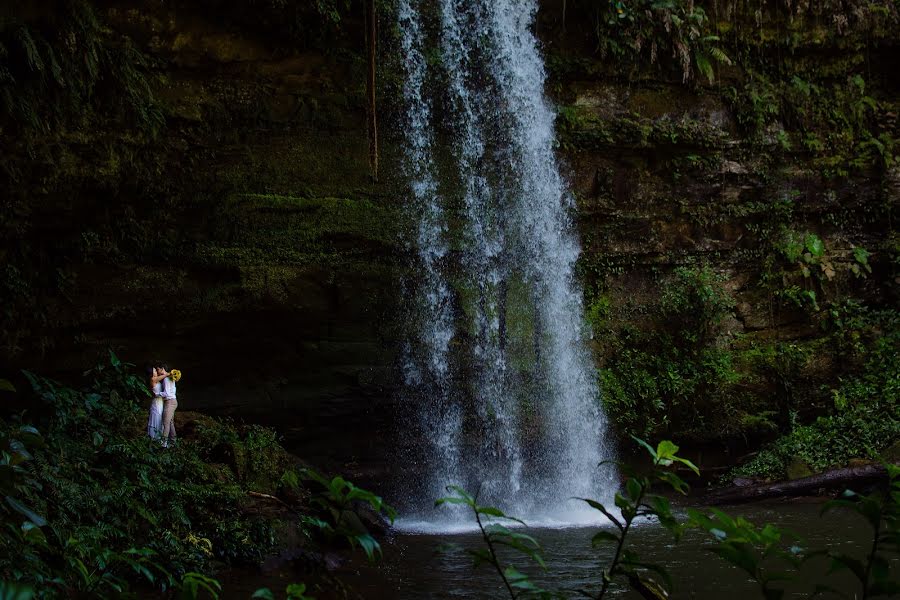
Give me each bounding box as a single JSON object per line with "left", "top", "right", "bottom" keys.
{"left": 594, "top": 1, "right": 731, "bottom": 83}
{"left": 851, "top": 247, "right": 873, "bottom": 279}
{"left": 694, "top": 465, "right": 900, "bottom": 600}
{"left": 0, "top": 1, "right": 162, "bottom": 139}
{"left": 579, "top": 438, "right": 698, "bottom": 599}
{"left": 179, "top": 572, "right": 222, "bottom": 600}
{"left": 301, "top": 468, "right": 396, "bottom": 562}
{"left": 687, "top": 508, "right": 804, "bottom": 599}
{"left": 659, "top": 266, "right": 735, "bottom": 347}
{"left": 58, "top": 543, "right": 165, "bottom": 596}
{"left": 725, "top": 75, "right": 780, "bottom": 136}
{"left": 777, "top": 231, "right": 833, "bottom": 281}
{"left": 732, "top": 308, "right": 898, "bottom": 480}
{"left": 436, "top": 486, "right": 551, "bottom": 599}
{"left": 0, "top": 424, "right": 45, "bottom": 529}
{"left": 0, "top": 582, "right": 35, "bottom": 599}
{"left": 0, "top": 354, "right": 289, "bottom": 596}
{"left": 252, "top": 583, "right": 315, "bottom": 600}
{"left": 599, "top": 267, "right": 741, "bottom": 440}
{"left": 816, "top": 467, "right": 900, "bottom": 599}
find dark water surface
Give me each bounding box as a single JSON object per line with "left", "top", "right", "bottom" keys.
{"left": 225, "top": 501, "right": 893, "bottom": 599}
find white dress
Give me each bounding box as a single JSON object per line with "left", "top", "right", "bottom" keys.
{"left": 147, "top": 381, "right": 164, "bottom": 439}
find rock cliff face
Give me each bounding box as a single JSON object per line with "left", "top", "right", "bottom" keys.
{"left": 1, "top": 1, "right": 897, "bottom": 474}
{"left": 1, "top": 1, "right": 404, "bottom": 471}
{"left": 537, "top": 1, "right": 897, "bottom": 454}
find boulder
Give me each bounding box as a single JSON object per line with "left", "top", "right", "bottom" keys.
{"left": 786, "top": 458, "right": 813, "bottom": 480}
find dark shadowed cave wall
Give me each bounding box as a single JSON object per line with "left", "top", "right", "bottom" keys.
{"left": 1, "top": 0, "right": 897, "bottom": 477}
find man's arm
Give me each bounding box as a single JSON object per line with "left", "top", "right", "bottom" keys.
{"left": 150, "top": 369, "right": 167, "bottom": 386}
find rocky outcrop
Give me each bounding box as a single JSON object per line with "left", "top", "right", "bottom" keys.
{"left": 1, "top": 0, "right": 896, "bottom": 475}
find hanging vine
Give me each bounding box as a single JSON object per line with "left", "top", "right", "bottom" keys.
{"left": 366, "top": 0, "right": 379, "bottom": 182}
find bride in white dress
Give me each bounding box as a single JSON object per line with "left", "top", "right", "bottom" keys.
{"left": 147, "top": 366, "right": 166, "bottom": 439}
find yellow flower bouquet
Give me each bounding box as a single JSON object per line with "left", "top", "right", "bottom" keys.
{"left": 169, "top": 369, "right": 182, "bottom": 382}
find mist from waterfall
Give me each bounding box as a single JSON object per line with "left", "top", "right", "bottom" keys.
{"left": 397, "top": 0, "right": 616, "bottom": 530}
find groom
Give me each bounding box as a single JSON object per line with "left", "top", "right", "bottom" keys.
{"left": 157, "top": 363, "right": 178, "bottom": 447}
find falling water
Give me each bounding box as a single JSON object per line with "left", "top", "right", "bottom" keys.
{"left": 397, "top": 0, "right": 615, "bottom": 529}
{"left": 397, "top": 0, "right": 463, "bottom": 494}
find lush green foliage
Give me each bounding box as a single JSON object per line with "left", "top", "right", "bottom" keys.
{"left": 0, "top": 0, "right": 162, "bottom": 140}
{"left": 0, "top": 1, "right": 168, "bottom": 359}
{"left": 252, "top": 582, "right": 315, "bottom": 600}
{"left": 593, "top": 234, "right": 897, "bottom": 464}
{"left": 596, "top": 266, "right": 741, "bottom": 440}
{"left": 298, "top": 468, "right": 396, "bottom": 562}
{"left": 581, "top": 439, "right": 699, "bottom": 599}
{"left": 726, "top": 70, "right": 896, "bottom": 174}
{"left": 0, "top": 354, "right": 285, "bottom": 596}
{"left": 732, "top": 307, "right": 900, "bottom": 480}
{"left": 592, "top": 0, "right": 731, "bottom": 83}
{"left": 1, "top": 354, "right": 396, "bottom": 598}
{"left": 689, "top": 465, "right": 900, "bottom": 599}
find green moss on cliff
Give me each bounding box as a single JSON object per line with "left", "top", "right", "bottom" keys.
{"left": 558, "top": 106, "right": 727, "bottom": 152}
{"left": 198, "top": 193, "right": 400, "bottom": 268}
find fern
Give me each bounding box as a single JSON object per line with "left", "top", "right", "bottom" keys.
{"left": 593, "top": 0, "right": 729, "bottom": 82}
{"left": 15, "top": 26, "right": 43, "bottom": 73}
{"left": 0, "top": 1, "right": 163, "bottom": 138}
{"left": 709, "top": 46, "right": 732, "bottom": 66}
{"left": 694, "top": 52, "right": 714, "bottom": 84}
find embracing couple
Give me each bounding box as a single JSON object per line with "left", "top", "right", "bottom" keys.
{"left": 147, "top": 363, "right": 181, "bottom": 447}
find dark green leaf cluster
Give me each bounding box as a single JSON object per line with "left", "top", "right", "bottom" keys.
{"left": 0, "top": 1, "right": 163, "bottom": 141}
{"left": 687, "top": 507, "right": 805, "bottom": 600}
{"left": 725, "top": 70, "right": 896, "bottom": 174}
{"left": 252, "top": 582, "right": 315, "bottom": 600}
{"left": 301, "top": 468, "right": 396, "bottom": 563}
{"left": 691, "top": 466, "right": 900, "bottom": 599}
{"left": 597, "top": 266, "right": 740, "bottom": 440}
{"left": 0, "top": 353, "right": 287, "bottom": 597}
{"left": 732, "top": 308, "right": 899, "bottom": 480}
{"left": 592, "top": 1, "right": 731, "bottom": 83}
{"left": 577, "top": 439, "right": 698, "bottom": 599}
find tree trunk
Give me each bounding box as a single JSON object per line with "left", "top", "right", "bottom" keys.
{"left": 366, "top": 0, "right": 378, "bottom": 182}
{"left": 702, "top": 464, "right": 889, "bottom": 505}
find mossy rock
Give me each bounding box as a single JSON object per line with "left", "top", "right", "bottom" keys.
{"left": 211, "top": 441, "right": 249, "bottom": 480}
{"left": 881, "top": 441, "right": 900, "bottom": 463}
{"left": 786, "top": 458, "right": 813, "bottom": 480}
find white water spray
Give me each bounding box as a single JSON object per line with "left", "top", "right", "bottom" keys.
{"left": 398, "top": 0, "right": 616, "bottom": 530}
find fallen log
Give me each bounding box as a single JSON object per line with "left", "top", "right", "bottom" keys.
{"left": 702, "top": 463, "right": 889, "bottom": 505}
{"left": 248, "top": 490, "right": 289, "bottom": 507}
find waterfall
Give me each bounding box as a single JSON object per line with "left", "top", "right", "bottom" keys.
{"left": 397, "top": 0, "right": 463, "bottom": 496}
{"left": 398, "top": 0, "right": 615, "bottom": 529}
